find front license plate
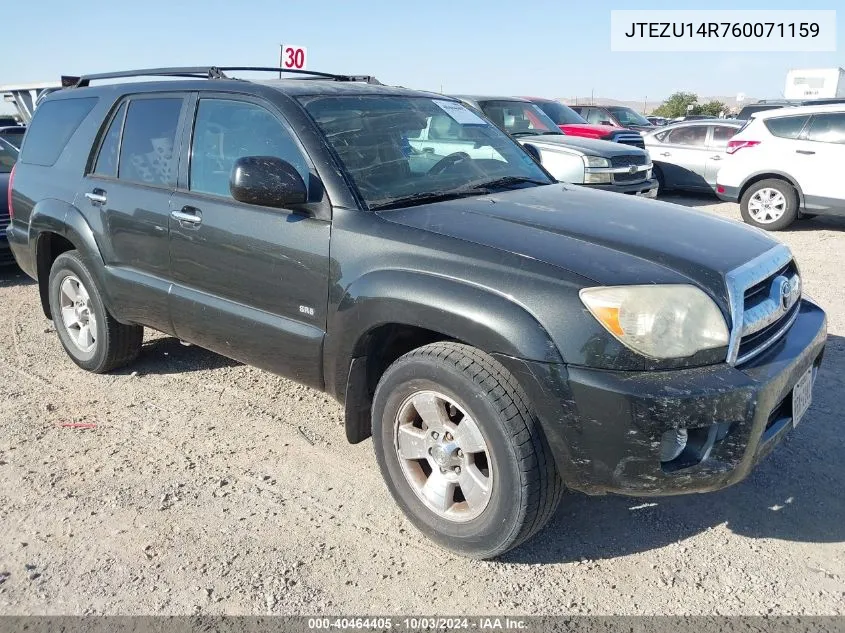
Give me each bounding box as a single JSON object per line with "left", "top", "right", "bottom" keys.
{"left": 792, "top": 366, "right": 814, "bottom": 428}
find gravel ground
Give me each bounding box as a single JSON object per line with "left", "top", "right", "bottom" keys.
{"left": 0, "top": 195, "right": 843, "bottom": 616}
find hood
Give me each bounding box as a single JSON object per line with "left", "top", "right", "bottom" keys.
{"left": 518, "top": 134, "right": 648, "bottom": 157}
{"left": 377, "top": 184, "right": 778, "bottom": 306}
{"left": 559, "top": 123, "right": 622, "bottom": 137}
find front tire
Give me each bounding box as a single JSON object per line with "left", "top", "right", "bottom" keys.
{"left": 740, "top": 179, "right": 798, "bottom": 231}
{"left": 372, "top": 342, "right": 563, "bottom": 559}
{"left": 48, "top": 251, "right": 143, "bottom": 373}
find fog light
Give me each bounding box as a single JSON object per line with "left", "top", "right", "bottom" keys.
{"left": 660, "top": 429, "right": 688, "bottom": 462}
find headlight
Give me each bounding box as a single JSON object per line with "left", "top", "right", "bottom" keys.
{"left": 584, "top": 172, "right": 612, "bottom": 184}
{"left": 579, "top": 285, "right": 729, "bottom": 359}
{"left": 583, "top": 156, "right": 610, "bottom": 168}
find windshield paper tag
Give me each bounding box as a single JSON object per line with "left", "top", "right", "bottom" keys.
{"left": 433, "top": 100, "right": 488, "bottom": 125}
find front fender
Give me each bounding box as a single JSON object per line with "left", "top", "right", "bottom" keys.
{"left": 324, "top": 269, "right": 563, "bottom": 401}
{"left": 30, "top": 200, "right": 108, "bottom": 318}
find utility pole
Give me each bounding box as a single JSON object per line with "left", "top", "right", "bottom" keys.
{"left": 590, "top": 88, "right": 594, "bottom": 105}
{"left": 643, "top": 96, "right": 647, "bottom": 113}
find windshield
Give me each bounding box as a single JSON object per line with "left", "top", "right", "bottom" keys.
{"left": 0, "top": 138, "right": 19, "bottom": 173}
{"left": 299, "top": 95, "right": 552, "bottom": 209}
{"left": 533, "top": 101, "right": 587, "bottom": 125}
{"left": 608, "top": 106, "right": 652, "bottom": 127}
{"left": 476, "top": 100, "right": 561, "bottom": 136}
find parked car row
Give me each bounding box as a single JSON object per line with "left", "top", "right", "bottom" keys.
{"left": 6, "top": 66, "right": 826, "bottom": 558}
{"left": 1, "top": 124, "right": 25, "bottom": 264}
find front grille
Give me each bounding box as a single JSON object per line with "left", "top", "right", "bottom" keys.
{"left": 612, "top": 170, "right": 647, "bottom": 184}
{"left": 613, "top": 134, "right": 646, "bottom": 149}
{"left": 609, "top": 154, "right": 647, "bottom": 167}
{"left": 726, "top": 246, "right": 801, "bottom": 365}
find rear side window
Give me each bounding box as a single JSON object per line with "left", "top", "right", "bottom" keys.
{"left": 118, "top": 98, "right": 183, "bottom": 186}
{"left": 93, "top": 102, "right": 127, "bottom": 177}
{"left": 805, "top": 113, "right": 845, "bottom": 144}
{"left": 20, "top": 97, "right": 97, "bottom": 166}
{"left": 764, "top": 115, "right": 810, "bottom": 139}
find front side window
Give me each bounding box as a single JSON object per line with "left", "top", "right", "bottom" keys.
{"left": 805, "top": 113, "right": 845, "bottom": 144}
{"left": 190, "top": 99, "right": 309, "bottom": 198}
{"left": 764, "top": 115, "right": 810, "bottom": 139}
{"left": 299, "top": 95, "right": 552, "bottom": 209}
{"left": 664, "top": 126, "right": 707, "bottom": 146}
{"left": 118, "top": 98, "right": 182, "bottom": 186}
{"left": 478, "top": 101, "right": 560, "bottom": 136}
{"left": 608, "top": 106, "right": 652, "bottom": 127}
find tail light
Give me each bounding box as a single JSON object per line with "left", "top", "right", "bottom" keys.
{"left": 7, "top": 162, "right": 15, "bottom": 219}
{"left": 726, "top": 140, "right": 760, "bottom": 154}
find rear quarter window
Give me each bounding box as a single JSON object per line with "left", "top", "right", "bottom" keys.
{"left": 20, "top": 97, "right": 98, "bottom": 166}
{"left": 763, "top": 115, "right": 811, "bottom": 139}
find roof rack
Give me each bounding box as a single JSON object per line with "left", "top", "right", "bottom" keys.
{"left": 61, "top": 66, "right": 382, "bottom": 88}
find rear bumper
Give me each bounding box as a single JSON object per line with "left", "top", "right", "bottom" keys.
{"left": 716, "top": 184, "right": 740, "bottom": 202}
{"left": 495, "top": 299, "right": 827, "bottom": 496}
{"left": 5, "top": 222, "right": 35, "bottom": 276}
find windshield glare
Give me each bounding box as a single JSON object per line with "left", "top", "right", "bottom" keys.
{"left": 299, "top": 95, "right": 552, "bottom": 208}
{"left": 608, "top": 106, "right": 652, "bottom": 127}
{"left": 533, "top": 101, "right": 587, "bottom": 125}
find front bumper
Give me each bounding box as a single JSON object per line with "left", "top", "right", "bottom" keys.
{"left": 716, "top": 184, "right": 740, "bottom": 202}
{"left": 495, "top": 299, "right": 827, "bottom": 496}
{"left": 588, "top": 177, "right": 658, "bottom": 197}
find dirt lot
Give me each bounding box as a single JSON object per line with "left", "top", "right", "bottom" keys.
{"left": 0, "top": 195, "right": 843, "bottom": 616}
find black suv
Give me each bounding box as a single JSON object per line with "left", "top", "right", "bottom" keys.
{"left": 7, "top": 67, "right": 827, "bottom": 558}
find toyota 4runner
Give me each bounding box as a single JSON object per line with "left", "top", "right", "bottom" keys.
{"left": 7, "top": 67, "right": 827, "bottom": 559}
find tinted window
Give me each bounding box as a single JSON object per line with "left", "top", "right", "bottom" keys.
{"left": 805, "top": 113, "right": 845, "bottom": 144}
{"left": 0, "top": 129, "right": 25, "bottom": 149}
{"left": 711, "top": 125, "right": 738, "bottom": 145}
{"left": 190, "top": 99, "right": 308, "bottom": 198}
{"left": 0, "top": 138, "right": 18, "bottom": 173}
{"left": 93, "top": 102, "right": 127, "bottom": 177}
{"left": 607, "top": 106, "right": 652, "bottom": 127}
{"left": 663, "top": 126, "right": 707, "bottom": 146}
{"left": 20, "top": 97, "right": 97, "bottom": 166}
{"left": 764, "top": 115, "right": 810, "bottom": 139}
{"left": 118, "top": 98, "right": 182, "bottom": 186}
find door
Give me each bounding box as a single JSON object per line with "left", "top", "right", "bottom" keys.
{"left": 168, "top": 95, "right": 330, "bottom": 388}
{"left": 653, "top": 124, "right": 709, "bottom": 189}
{"left": 78, "top": 94, "right": 187, "bottom": 332}
{"left": 790, "top": 112, "right": 845, "bottom": 210}
{"left": 703, "top": 124, "right": 737, "bottom": 186}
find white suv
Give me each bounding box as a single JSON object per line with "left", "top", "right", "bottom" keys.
{"left": 716, "top": 104, "right": 845, "bottom": 230}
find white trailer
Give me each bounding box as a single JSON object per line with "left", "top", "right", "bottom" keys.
{"left": 784, "top": 68, "right": 845, "bottom": 100}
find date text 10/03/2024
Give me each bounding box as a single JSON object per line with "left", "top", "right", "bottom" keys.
{"left": 307, "top": 617, "right": 528, "bottom": 630}
{"left": 624, "top": 22, "right": 820, "bottom": 39}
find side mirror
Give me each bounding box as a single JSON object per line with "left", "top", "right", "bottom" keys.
{"left": 230, "top": 156, "right": 307, "bottom": 208}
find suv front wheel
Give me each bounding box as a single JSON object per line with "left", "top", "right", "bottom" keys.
{"left": 48, "top": 251, "right": 143, "bottom": 373}
{"left": 372, "top": 342, "right": 563, "bottom": 559}
{"left": 740, "top": 179, "right": 798, "bottom": 231}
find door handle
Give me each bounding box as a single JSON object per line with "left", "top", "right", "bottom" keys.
{"left": 796, "top": 149, "right": 815, "bottom": 155}
{"left": 171, "top": 207, "right": 203, "bottom": 225}
{"left": 659, "top": 152, "right": 671, "bottom": 157}
{"left": 710, "top": 155, "right": 722, "bottom": 161}
{"left": 84, "top": 189, "right": 107, "bottom": 206}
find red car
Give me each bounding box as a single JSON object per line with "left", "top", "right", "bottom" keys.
{"left": 525, "top": 97, "right": 645, "bottom": 149}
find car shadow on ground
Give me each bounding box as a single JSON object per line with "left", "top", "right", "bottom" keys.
{"left": 0, "top": 263, "right": 34, "bottom": 288}
{"left": 114, "top": 336, "right": 242, "bottom": 375}
{"left": 503, "top": 333, "right": 845, "bottom": 564}
{"left": 657, "top": 191, "right": 722, "bottom": 208}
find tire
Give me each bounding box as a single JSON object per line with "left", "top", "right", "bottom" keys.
{"left": 740, "top": 179, "right": 798, "bottom": 231}
{"left": 372, "top": 342, "right": 563, "bottom": 559}
{"left": 653, "top": 165, "right": 666, "bottom": 193}
{"left": 48, "top": 250, "right": 143, "bottom": 373}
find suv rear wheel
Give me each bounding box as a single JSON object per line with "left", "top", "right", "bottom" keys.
{"left": 48, "top": 251, "right": 143, "bottom": 373}
{"left": 372, "top": 342, "right": 563, "bottom": 558}
{"left": 740, "top": 179, "right": 798, "bottom": 231}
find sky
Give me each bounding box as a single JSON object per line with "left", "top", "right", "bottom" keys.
{"left": 1, "top": 0, "right": 843, "bottom": 114}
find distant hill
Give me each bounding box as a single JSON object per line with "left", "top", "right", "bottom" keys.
{"left": 558, "top": 96, "right": 758, "bottom": 114}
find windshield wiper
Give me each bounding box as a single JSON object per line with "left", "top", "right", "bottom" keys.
{"left": 464, "top": 175, "right": 551, "bottom": 192}
{"left": 369, "top": 190, "right": 479, "bottom": 211}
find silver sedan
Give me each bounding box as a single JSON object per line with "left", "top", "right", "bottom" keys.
{"left": 643, "top": 120, "right": 744, "bottom": 194}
